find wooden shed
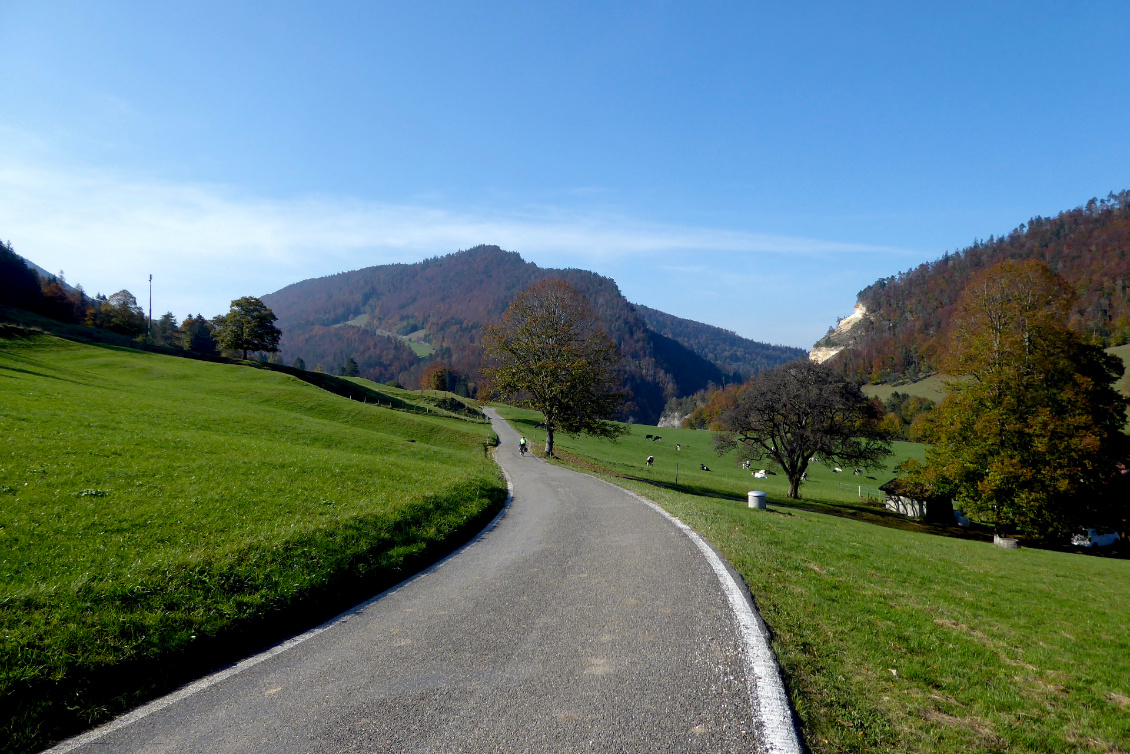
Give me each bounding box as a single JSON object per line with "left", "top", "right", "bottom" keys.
{"left": 879, "top": 478, "right": 956, "bottom": 524}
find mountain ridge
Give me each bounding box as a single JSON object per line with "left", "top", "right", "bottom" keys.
{"left": 262, "top": 245, "right": 804, "bottom": 423}
{"left": 812, "top": 190, "right": 1130, "bottom": 382}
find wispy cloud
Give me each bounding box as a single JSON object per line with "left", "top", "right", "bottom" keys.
{"left": 0, "top": 155, "right": 909, "bottom": 317}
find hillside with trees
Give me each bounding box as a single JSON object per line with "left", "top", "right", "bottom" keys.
{"left": 635, "top": 304, "right": 806, "bottom": 378}
{"left": 262, "top": 245, "right": 798, "bottom": 423}
{"left": 816, "top": 191, "right": 1130, "bottom": 383}
{"left": 1, "top": 240, "right": 153, "bottom": 339}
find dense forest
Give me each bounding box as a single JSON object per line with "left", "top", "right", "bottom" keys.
{"left": 818, "top": 191, "right": 1130, "bottom": 383}
{"left": 280, "top": 325, "right": 420, "bottom": 383}
{"left": 263, "top": 245, "right": 798, "bottom": 423}
{"left": 635, "top": 304, "right": 806, "bottom": 378}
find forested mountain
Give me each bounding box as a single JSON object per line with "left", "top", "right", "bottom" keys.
{"left": 816, "top": 191, "right": 1130, "bottom": 383}
{"left": 263, "top": 245, "right": 796, "bottom": 423}
{"left": 635, "top": 304, "right": 806, "bottom": 378}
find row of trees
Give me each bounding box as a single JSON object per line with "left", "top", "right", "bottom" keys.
{"left": 124, "top": 297, "right": 283, "bottom": 359}
{"left": 0, "top": 245, "right": 284, "bottom": 362}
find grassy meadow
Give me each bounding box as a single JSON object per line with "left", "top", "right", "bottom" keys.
{"left": 1109, "top": 343, "right": 1130, "bottom": 395}
{"left": 0, "top": 333, "right": 505, "bottom": 753}
{"left": 496, "top": 407, "right": 1130, "bottom": 753}
{"left": 861, "top": 342, "right": 1130, "bottom": 405}
{"left": 861, "top": 375, "right": 951, "bottom": 405}
{"left": 498, "top": 405, "right": 926, "bottom": 515}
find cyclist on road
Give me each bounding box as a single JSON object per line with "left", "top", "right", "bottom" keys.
{"left": 519, "top": 436, "right": 528, "bottom": 455}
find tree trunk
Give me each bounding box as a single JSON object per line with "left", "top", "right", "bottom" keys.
{"left": 545, "top": 425, "right": 555, "bottom": 457}
{"left": 788, "top": 475, "right": 800, "bottom": 499}
{"left": 242, "top": 348, "right": 248, "bottom": 360}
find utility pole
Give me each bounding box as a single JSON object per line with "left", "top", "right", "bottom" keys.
{"left": 148, "top": 274, "right": 153, "bottom": 336}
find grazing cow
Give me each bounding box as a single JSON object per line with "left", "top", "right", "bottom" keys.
{"left": 653, "top": 436, "right": 661, "bottom": 442}
{"left": 801, "top": 471, "right": 807, "bottom": 481}
{"left": 853, "top": 468, "right": 863, "bottom": 476}
{"left": 742, "top": 460, "right": 751, "bottom": 470}
{"left": 676, "top": 443, "right": 681, "bottom": 451}
{"left": 700, "top": 463, "right": 711, "bottom": 472}
{"left": 833, "top": 467, "right": 843, "bottom": 473}
{"left": 646, "top": 456, "right": 654, "bottom": 468}
{"left": 754, "top": 470, "right": 767, "bottom": 479}
{"left": 645, "top": 434, "right": 654, "bottom": 439}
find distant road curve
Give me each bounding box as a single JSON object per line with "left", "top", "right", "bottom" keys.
{"left": 44, "top": 408, "right": 800, "bottom": 753}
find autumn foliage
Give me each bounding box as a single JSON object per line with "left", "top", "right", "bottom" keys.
{"left": 900, "top": 261, "right": 1128, "bottom": 538}
{"left": 832, "top": 191, "right": 1130, "bottom": 382}
{"left": 482, "top": 279, "right": 627, "bottom": 456}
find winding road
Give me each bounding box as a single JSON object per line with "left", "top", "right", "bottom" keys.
{"left": 46, "top": 409, "right": 799, "bottom": 753}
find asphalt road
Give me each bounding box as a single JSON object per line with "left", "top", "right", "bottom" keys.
{"left": 48, "top": 409, "right": 788, "bottom": 753}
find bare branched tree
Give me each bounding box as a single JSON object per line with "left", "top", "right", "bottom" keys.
{"left": 716, "top": 360, "right": 892, "bottom": 498}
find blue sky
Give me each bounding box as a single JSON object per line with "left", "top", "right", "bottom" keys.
{"left": 2, "top": 2, "right": 1128, "bottom": 347}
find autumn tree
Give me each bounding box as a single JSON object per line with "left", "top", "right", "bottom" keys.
{"left": 901, "top": 260, "right": 1128, "bottom": 538}
{"left": 211, "top": 296, "right": 282, "bottom": 360}
{"left": 716, "top": 360, "right": 893, "bottom": 499}
{"left": 421, "top": 361, "right": 450, "bottom": 391}
{"left": 482, "top": 279, "right": 627, "bottom": 456}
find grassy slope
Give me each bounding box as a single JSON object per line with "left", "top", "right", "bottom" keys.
{"left": 862, "top": 376, "right": 951, "bottom": 404}
{"left": 499, "top": 406, "right": 923, "bottom": 510}
{"left": 1109, "top": 343, "right": 1130, "bottom": 394}
{"left": 335, "top": 313, "right": 435, "bottom": 357}
{"left": 495, "top": 407, "right": 1130, "bottom": 753}
{"left": 863, "top": 344, "right": 1130, "bottom": 405}
{"left": 0, "top": 334, "right": 504, "bottom": 753}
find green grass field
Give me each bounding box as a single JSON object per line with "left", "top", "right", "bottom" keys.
{"left": 862, "top": 343, "right": 1130, "bottom": 405}
{"left": 334, "top": 313, "right": 436, "bottom": 357}
{"left": 862, "top": 375, "right": 952, "bottom": 404}
{"left": 1109, "top": 343, "right": 1130, "bottom": 395}
{"left": 495, "top": 407, "right": 1130, "bottom": 753}
{"left": 0, "top": 333, "right": 504, "bottom": 753}
{"left": 497, "top": 406, "right": 924, "bottom": 514}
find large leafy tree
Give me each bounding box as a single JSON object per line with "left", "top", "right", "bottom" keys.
{"left": 716, "top": 360, "right": 892, "bottom": 499}
{"left": 421, "top": 361, "right": 450, "bottom": 391}
{"left": 211, "top": 297, "right": 282, "bottom": 360}
{"left": 99, "top": 290, "right": 147, "bottom": 336}
{"left": 902, "top": 260, "right": 1128, "bottom": 538}
{"left": 482, "top": 279, "right": 627, "bottom": 456}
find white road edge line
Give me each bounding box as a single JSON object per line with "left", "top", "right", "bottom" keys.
{"left": 41, "top": 465, "right": 515, "bottom": 754}
{"left": 608, "top": 481, "right": 803, "bottom": 754}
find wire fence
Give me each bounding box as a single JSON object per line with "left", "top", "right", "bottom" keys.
{"left": 837, "top": 481, "right": 883, "bottom": 499}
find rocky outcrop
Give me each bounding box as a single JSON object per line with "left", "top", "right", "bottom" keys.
{"left": 809, "top": 303, "right": 868, "bottom": 364}
{"left": 657, "top": 410, "right": 689, "bottom": 429}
